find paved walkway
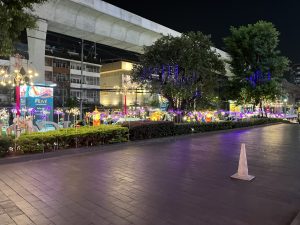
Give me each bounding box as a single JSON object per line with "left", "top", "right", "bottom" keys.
{"left": 0, "top": 124, "right": 300, "bottom": 225}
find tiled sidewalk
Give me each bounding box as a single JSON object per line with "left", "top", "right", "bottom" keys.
{"left": 0, "top": 124, "right": 299, "bottom": 225}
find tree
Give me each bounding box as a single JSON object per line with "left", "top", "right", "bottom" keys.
{"left": 131, "top": 31, "right": 225, "bottom": 111}
{"left": 65, "top": 97, "right": 79, "bottom": 108}
{"left": 224, "top": 21, "right": 290, "bottom": 114}
{"left": 0, "top": 0, "right": 47, "bottom": 56}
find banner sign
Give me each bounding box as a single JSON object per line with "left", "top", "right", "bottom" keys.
{"left": 20, "top": 86, "right": 53, "bottom": 124}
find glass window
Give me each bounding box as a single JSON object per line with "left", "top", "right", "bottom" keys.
{"left": 45, "top": 58, "right": 52, "bottom": 67}
{"left": 45, "top": 71, "right": 53, "bottom": 81}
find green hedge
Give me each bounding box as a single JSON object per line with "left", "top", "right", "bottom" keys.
{"left": 17, "top": 125, "right": 128, "bottom": 154}
{"left": 123, "top": 118, "right": 284, "bottom": 140}
{"left": 122, "top": 121, "right": 174, "bottom": 141}
{"left": 174, "top": 118, "right": 284, "bottom": 135}
{"left": 175, "top": 118, "right": 285, "bottom": 135}
{"left": 1, "top": 118, "right": 283, "bottom": 156}
{"left": 0, "top": 137, "right": 13, "bottom": 157}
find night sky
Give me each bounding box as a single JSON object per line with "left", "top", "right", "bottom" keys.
{"left": 104, "top": 0, "right": 299, "bottom": 64}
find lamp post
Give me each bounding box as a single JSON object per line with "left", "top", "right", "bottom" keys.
{"left": 54, "top": 108, "right": 64, "bottom": 123}
{"left": 80, "top": 39, "right": 84, "bottom": 120}
{"left": 0, "top": 54, "right": 38, "bottom": 136}
{"left": 114, "top": 74, "right": 139, "bottom": 115}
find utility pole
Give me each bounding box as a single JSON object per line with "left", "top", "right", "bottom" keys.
{"left": 80, "top": 39, "right": 84, "bottom": 120}
{"left": 135, "top": 87, "right": 138, "bottom": 108}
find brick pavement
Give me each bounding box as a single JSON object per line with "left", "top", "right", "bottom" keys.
{"left": 0, "top": 123, "right": 299, "bottom": 225}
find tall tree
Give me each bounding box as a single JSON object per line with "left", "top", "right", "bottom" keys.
{"left": 0, "top": 0, "right": 47, "bottom": 56}
{"left": 131, "top": 31, "right": 226, "bottom": 111}
{"left": 224, "top": 21, "right": 290, "bottom": 113}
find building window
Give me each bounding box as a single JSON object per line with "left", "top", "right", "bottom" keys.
{"left": 54, "top": 73, "right": 69, "bottom": 82}
{"left": 53, "top": 59, "right": 69, "bottom": 68}
{"left": 86, "top": 65, "right": 100, "bottom": 73}
{"left": 87, "top": 90, "right": 99, "bottom": 99}
{"left": 45, "top": 58, "right": 52, "bottom": 67}
{"left": 70, "top": 90, "right": 81, "bottom": 98}
{"left": 70, "top": 62, "right": 99, "bottom": 73}
{"left": 86, "top": 76, "right": 100, "bottom": 85}
{"left": 45, "top": 71, "right": 53, "bottom": 81}
{"left": 70, "top": 62, "right": 85, "bottom": 71}
{"left": 70, "top": 74, "right": 82, "bottom": 84}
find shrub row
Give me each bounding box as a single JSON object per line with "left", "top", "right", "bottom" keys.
{"left": 0, "top": 118, "right": 284, "bottom": 157}
{"left": 174, "top": 118, "right": 284, "bottom": 135}
{"left": 122, "top": 121, "right": 174, "bottom": 141}
{"left": 0, "top": 137, "right": 13, "bottom": 157}
{"left": 123, "top": 118, "right": 284, "bottom": 140}
{"left": 16, "top": 125, "right": 128, "bottom": 154}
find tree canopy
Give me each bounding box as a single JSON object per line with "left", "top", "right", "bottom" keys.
{"left": 224, "top": 21, "right": 290, "bottom": 108}
{"left": 0, "top": 0, "right": 47, "bottom": 56}
{"left": 131, "top": 31, "right": 226, "bottom": 110}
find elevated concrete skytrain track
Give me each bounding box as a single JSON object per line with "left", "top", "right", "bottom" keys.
{"left": 27, "top": 0, "right": 231, "bottom": 82}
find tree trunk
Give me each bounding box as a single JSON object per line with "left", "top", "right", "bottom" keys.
{"left": 180, "top": 99, "right": 187, "bottom": 111}
{"left": 264, "top": 107, "right": 268, "bottom": 118}
{"left": 259, "top": 100, "right": 263, "bottom": 117}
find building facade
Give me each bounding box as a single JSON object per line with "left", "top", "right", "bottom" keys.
{"left": 100, "top": 61, "right": 151, "bottom": 108}
{"left": 44, "top": 56, "right": 101, "bottom": 107}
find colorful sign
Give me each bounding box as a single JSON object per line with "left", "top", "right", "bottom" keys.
{"left": 229, "top": 101, "right": 241, "bottom": 112}
{"left": 92, "top": 108, "right": 101, "bottom": 126}
{"left": 158, "top": 95, "right": 169, "bottom": 111}
{"left": 20, "top": 86, "right": 53, "bottom": 124}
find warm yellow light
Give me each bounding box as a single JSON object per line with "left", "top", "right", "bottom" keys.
{"left": 122, "top": 62, "right": 133, "bottom": 71}
{"left": 0, "top": 70, "right": 4, "bottom": 74}
{"left": 34, "top": 73, "right": 38, "bottom": 76}
{"left": 30, "top": 82, "right": 34, "bottom": 86}
{"left": 14, "top": 69, "right": 18, "bottom": 73}
{"left": 28, "top": 70, "right": 32, "bottom": 74}
{"left": 12, "top": 83, "right": 15, "bottom": 87}
{"left": 8, "top": 80, "right": 11, "bottom": 84}
{"left": 29, "top": 75, "right": 33, "bottom": 78}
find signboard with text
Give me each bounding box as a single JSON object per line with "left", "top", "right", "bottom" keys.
{"left": 20, "top": 86, "right": 53, "bottom": 124}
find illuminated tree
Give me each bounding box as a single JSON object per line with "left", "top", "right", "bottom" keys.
{"left": 224, "top": 21, "right": 290, "bottom": 113}
{"left": 131, "top": 31, "right": 225, "bottom": 111}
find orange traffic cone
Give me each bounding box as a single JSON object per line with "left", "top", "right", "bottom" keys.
{"left": 231, "top": 143, "right": 255, "bottom": 181}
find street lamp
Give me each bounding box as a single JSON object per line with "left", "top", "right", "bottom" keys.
{"left": 0, "top": 54, "right": 38, "bottom": 136}
{"left": 114, "top": 74, "right": 139, "bottom": 115}
{"left": 0, "top": 54, "right": 38, "bottom": 116}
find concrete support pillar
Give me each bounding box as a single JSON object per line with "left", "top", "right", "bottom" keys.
{"left": 26, "top": 18, "right": 48, "bottom": 84}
